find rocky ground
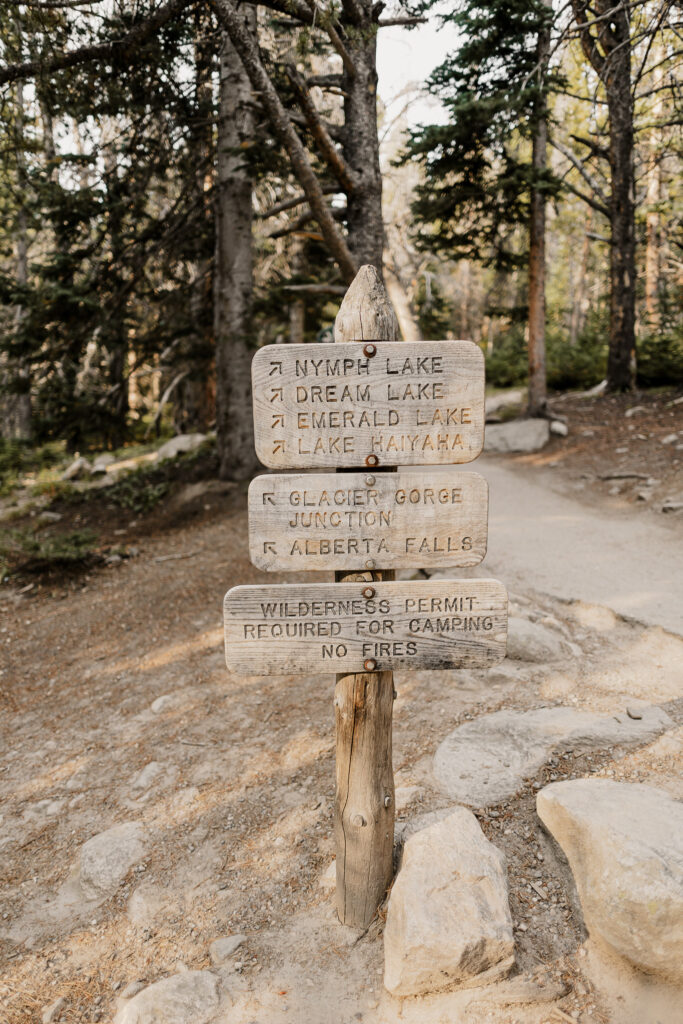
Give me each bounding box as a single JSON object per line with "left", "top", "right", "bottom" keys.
{"left": 1, "top": 389, "right": 682, "bottom": 1024}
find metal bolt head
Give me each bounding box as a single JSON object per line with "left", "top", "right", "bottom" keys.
{"left": 362, "top": 586, "right": 375, "bottom": 600}
{"left": 384, "top": 794, "right": 392, "bottom": 808}
{"left": 363, "top": 343, "right": 376, "bottom": 357}
{"left": 365, "top": 558, "right": 375, "bottom": 569}
{"left": 365, "top": 475, "right": 375, "bottom": 486}
{"left": 364, "top": 658, "right": 377, "bottom": 672}
{"left": 365, "top": 454, "right": 379, "bottom": 467}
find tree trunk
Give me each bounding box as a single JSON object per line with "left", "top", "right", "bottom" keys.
{"left": 604, "top": 2, "right": 636, "bottom": 389}
{"left": 214, "top": 9, "right": 259, "bottom": 480}
{"left": 342, "top": 1, "right": 384, "bottom": 272}
{"left": 175, "top": 5, "right": 215, "bottom": 434}
{"left": 527, "top": 7, "right": 549, "bottom": 417}
{"left": 1, "top": 71, "right": 32, "bottom": 441}
{"left": 644, "top": 55, "right": 663, "bottom": 329}
{"left": 568, "top": 212, "right": 592, "bottom": 347}
{"left": 571, "top": 0, "right": 636, "bottom": 390}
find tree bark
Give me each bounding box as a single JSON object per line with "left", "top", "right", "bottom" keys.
{"left": 572, "top": 0, "right": 636, "bottom": 390}
{"left": 342, "top": 1, "right": 384, "bottom": 272}
{"left": 214, "top": 10, "right": 259, "bottom": 480}
{"left": 1, "top": 66, "right": 32, "bottom": 441}
{"left": 527, "top": 8, "right": 549, "bottom": 417}
{"left": 605, "top": 2, "right": 636, "bottom": 389}
{"left": 644, "top": 55, "right": 663, "bottom": 329}
{"left": 175, "top": 5, "right": 214, "bottom": 434}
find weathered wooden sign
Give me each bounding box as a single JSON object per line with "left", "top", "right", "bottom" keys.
{"left": 224, "top": 578, "right": 507, "bottom": 675}
{"left": 251, "top": 340, "right": 485, "bottom": 469}
{"left": 248, "top": 470, "right": 489, "bottom": 571}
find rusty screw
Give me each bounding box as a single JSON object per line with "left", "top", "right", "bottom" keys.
{"left": 363, "top": 343, "right": 377, "bottom": 357}
{"left": 365, "top": 558, "right": 375, "bottom": 569}
{"left": 362, "top": 586, "right": 375, "bottom": 599}
{"left": 365, "top": 454, "right": 379, "bottom": 468}
{"left": 364, "top": 658, "right": 377, "bottom": 672}
{"left": 365, "top": 474, "right": 375, "bottom": 486}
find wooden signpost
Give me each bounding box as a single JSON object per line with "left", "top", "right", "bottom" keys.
{"left": 223, "top": 265, "right": 508, "bottom": 929}
{"left": 252, "top": 339, "right": 485, "bottom": 468}
{"left": 248, "top": 470, "right": 489, "bottom": 571}
{"left": 224, "top": 578, "right": 507, "bottom": 675}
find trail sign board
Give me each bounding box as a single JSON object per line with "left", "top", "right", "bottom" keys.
{"left": 251, "top": 340, "right": 485, "bottom": 469}
{"left": 248, "top": 470, "right": 489, "bottom": 572}
{"left": 224, "top": 578, "right": 507, "bottom": 676}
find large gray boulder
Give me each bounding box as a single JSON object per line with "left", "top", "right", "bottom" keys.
{"left": 434, "top": 705, "right": 672, "bottom": 808}
{"left": 537, "top": 779, "right": 683, "bottom": 983}
{"left": 155, "top": 433, "right": 207, "bottom": 462}
{"left": 78, "top": 822, "right": 149, "bottom": 900}
{"left": 485, "top": 418, "right": 549, "bottom": 453}
{"left": 114, "top": 972, "right": 222, "bottom": 1024}
{"left": 506, "top": 616, "right": 568, "bottom": 662}
{"left": 383, "top": 807, "right": 514, "bottom": 997}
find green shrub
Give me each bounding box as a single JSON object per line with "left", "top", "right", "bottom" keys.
{"left": 636, "top": 329, "right": 683, "bottom": 387}
{"left": 0, "top": 439, "right": 67, "bottom": 496}
{"left": 485, "top": 327, "right": 528, "bottom": 388}
{"left": 0, "top": 527, "right": 98, "bottom": 577}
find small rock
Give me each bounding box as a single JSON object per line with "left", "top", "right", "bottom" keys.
{"left": 39, "top": 510, "right": 63, "bottom": 523}
{"left": 209, "top": 934, "right": 246, "bottom": 964}
{"left": 537, "top": 779, "right": 683, "bottom": 983}
{"left": 42, "top": 997, "right": 67, "bottom": 1023}
{"left": 114, "top": 972, "right": 221, "bottom": 1024}
{"left": 661, "top": 433, "right": 678, "bottom": 445}
{"left": 91, "top": 453, "right": 116, "bottom": 475}
{"left": 395, "top": 785, "right": 423, "bottom": 813}
{"left": 506, "top": 616, "right": 568, "bottom": 663}
{"left": 384, "top": 808, "right": 513, "bottom": 996}
{"left": 130, "top": 762, "right": 164, "bottom": 794}
{"left": 151, "top": 695, "right": 175, "bottom": 714}
{"left": 485, "top": 389, "right": 525, "bottom": 417}
{"left": 155, "top": 434, "right": 207, "bottom": 462}
{"left": 550, "top": 420, "right": 569, "bottom": 437}
{"left": 319, "top": 861, "right": 336, "bottom": 888}
{"left": 484, "top": 418, "right": 550, "bottom": 454}
{"left": 78, "top": 822, "right": 149, "bottom": 900}
{"left": 434, "top": 704, "right": 672, "bottom": 807}
{"left": 624, "top": 405, "right": 646, "bottom": 418}
{"left": 661, "top": 500, "right": 683, "bottom": 513}
{"left": 105, "top": 553, "right": 123, "bottom": 566}
{"left": 61, "top": 456, "right": 92, "bottom": 481}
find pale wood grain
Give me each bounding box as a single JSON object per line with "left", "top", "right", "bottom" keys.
{"left": 223, "top": 578, "right": 508, "bottom": 676}
{"left": 333, "top": 265, "right": 398, "bottom": 928}
{"left": 251, "top": 339, "right": 485, "bottom": 469}
{"left": 248, "top": 470, "right": 489, "bottom": 571}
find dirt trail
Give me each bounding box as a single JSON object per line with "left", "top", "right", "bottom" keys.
{"left": 480, "top": 454, "right": 683, "bottom": 635}
{"left": 1, "top": 460, "right": 682, "bottom": 1024}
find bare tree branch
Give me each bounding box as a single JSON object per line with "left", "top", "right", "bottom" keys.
{"left": 570, "top": 133, "right": 609, "bottom": 160}
{"left": 551, "top": 137, "right": 610, "bottom": 210}
{"left": 213, "top": 0, "right": 358, "bottom": 283}
{"left": 302, "top": 0, "right": 356, "bottom": 76}
{"left": 286, "top": 65, "right": 357, "bottom": 193}
{"left": 258, "top": 185, "right": 339, "bottom": 218}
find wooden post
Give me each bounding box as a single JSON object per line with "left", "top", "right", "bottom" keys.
{"left": 333, "top": 266, "right": 399, "bottom": 928}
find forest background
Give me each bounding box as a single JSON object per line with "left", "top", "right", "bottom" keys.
{"left": 0, "top": 0, "right": 681, "bottom": 482}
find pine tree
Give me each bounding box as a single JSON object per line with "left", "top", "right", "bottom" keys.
{"left": 404, "top": 0, "right": 561, "bottom": 413}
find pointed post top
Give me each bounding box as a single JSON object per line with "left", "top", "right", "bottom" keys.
{"left": 334, "top": 265, "right": 399, "bottom": 344}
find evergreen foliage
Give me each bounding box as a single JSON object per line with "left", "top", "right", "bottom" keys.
{"left": 404, "top": 0, "right": 562, "bottom": 271}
